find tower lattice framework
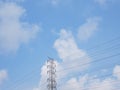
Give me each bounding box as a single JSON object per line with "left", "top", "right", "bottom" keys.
{"left": 47, "top": 58, "right": 57, "bottom": 90}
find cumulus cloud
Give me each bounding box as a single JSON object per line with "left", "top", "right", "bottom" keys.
{"left": 33, "top": 63, "right": 47, "bottom": 90}
{"left": 35, "top": 63, "right": 120, "bottom": 90}
{"left": 113, "top": 65, "right": 120, "bottom": 80}
{"left": 77, "top": 17, "right": 101, "bottom": 41}
{"left": 33, "top": 61, "right": 61, "bottom": 90}
{"left": 59, "top": 65, "right": 120, "bottom": 90}
{"left": 34, "top": 29, "right": 120, "bottom": 90}
{"left": 0, "top": 70, "right": 7, "bottom": 85}
{"left": 54, "top": 29, "right": 91, "bottom": 73}
{"left": 0, "top": 2, "right": 40, "bottom": 54}
{"left": 34, "top": 29, "right": 91, "bottom": 90}
{"left": 60, "top": 76, "right": 88, "bottom": 90}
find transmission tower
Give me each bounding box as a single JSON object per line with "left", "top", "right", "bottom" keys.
{"left": 47, "top": 58, "right": 57, "bottom": 90}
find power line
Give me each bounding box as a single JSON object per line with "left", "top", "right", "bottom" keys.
{"left": 62, "top": 36, "right": 120, "bottom": 59}
{"left": 5, "top": 52, "right": 120, "bottom": 90}
{"left": 56, "top": 62, "right": 119, "bottom": 81}
{"left": 57, "top": 52, "right": 120, "bottom": 72}
{"left": 57, "top": 71, "right": 120, "bottom": 90}
{"left": 61, "top": 42, "right": 120, "bottom": 66}
{"left": 4, "top": 36, "right": 120, "bottom": 90}
{"left": 58, "top": 43, "right": 120, "bottom": 67}
{"left": 85, "top": 36, "right": 120, "bottom": 51}
{"left": 5, "top": 51, "right": 120, "bottom": 90}
{"left": 56, "top": 38, "right": 120, "bottom": 68}
{"left": 74, "top": 80, "right": 120, "bottom": 90}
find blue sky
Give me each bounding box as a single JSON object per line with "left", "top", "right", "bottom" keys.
{"left": 0, "top": 0, "right": 120, "bottom": 90}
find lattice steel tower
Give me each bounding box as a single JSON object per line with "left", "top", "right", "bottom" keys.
{"left": 47, "top": 58, "right": 57, "bottom": 90}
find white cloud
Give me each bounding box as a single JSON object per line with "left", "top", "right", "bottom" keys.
{"left": 77, "top": 17, "right": 101, "bottom": 41}
{"left": 0, "top": 2, "right": 40, "bottom": 54}
{"left": 34, "top": 29, "right": 91, "bottom": 90}
{"left": 60, "top": 75, "right": 88, "bottom": 90}
{"left": 113, "top": 65, "right": 120, "bottom": 80}
{"left": 34, "top": 63, "right": 48, "bottom": 90}
{"left": 54, "top": 29, "right": 91, "bottom": 73}
{"left": 34, "top": 29, "right": 120, "bottom": 90}
{"left": 0, "top": 70, "right": 7, "bottom": 85}
{"left": 59, "top": 65, "right": 120, "bottom": 90}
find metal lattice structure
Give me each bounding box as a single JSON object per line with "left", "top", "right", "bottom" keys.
{"left": 47, "top": 58, "right": 57, "bottom": 90}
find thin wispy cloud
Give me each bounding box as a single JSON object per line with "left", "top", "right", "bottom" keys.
{"left": 77, "top": 17, "right": 101, "bottom": 41}
{"left": 51, "top": 0, "right": 60, "bottom": 6}
{"left": 0, "top": 0, "right": 24, "bottom": 3}
{"left": 42, "top": 0, "right": 72, "bottom": 6}
{"left": 94, "top": 0, "right": 115, "bottom": 6}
